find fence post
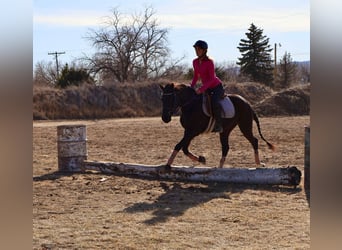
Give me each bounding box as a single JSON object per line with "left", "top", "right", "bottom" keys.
{"left": 304, "top": 126, "right": 310, "bottom": 191}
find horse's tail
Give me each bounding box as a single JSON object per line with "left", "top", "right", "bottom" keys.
{"left": 253, "top": 111, "right": 276, "bottom": 151}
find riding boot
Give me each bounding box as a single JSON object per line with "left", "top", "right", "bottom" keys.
{"left": 212, "top": 106, "right": 223, "bottom": 133}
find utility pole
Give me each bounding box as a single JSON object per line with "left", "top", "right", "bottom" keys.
{"left": 273, "top": 43, "right": 281, "bottom": 80}
{"left": 48, "top": 51, "right": 65, "bottom": 79}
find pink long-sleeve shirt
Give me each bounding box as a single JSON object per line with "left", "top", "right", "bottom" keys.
{"left": 190, "top": 57, "right": 222, "bottom": 93}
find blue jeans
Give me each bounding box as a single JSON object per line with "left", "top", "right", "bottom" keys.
{"left": 206, "top": 84, "right": 224, "bottom": 111}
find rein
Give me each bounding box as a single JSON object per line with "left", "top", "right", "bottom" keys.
{"left": 162, "top": 92, "right": 179, "bottom": 115}
{"left": 162, "top": 90, "right": 198, "bottom": 114}
{"left": 180, "top": 95, "right": 198, "bottom": 109}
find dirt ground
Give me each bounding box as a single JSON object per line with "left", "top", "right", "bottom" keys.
{"left": 33, "top": 116, "right": 310, "bottom": 249}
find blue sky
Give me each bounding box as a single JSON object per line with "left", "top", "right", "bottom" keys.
{"left": 33, "top": 0, "right": 310, "bottom": 69}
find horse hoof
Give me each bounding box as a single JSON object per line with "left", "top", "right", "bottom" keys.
{"left": 259, "top": 162, "right": 266, "bottom": 167}
{"left": 198, "top": 156, "right": 206, "bottom": 164}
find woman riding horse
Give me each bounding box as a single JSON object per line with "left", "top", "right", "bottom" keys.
{"left": 160, "top": 83, "right": 275, "bottom": 168}
{"left": 191, "top": 40, "right": 224, "bottom": 133}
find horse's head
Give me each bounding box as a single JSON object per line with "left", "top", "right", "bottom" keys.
{"left": 159, "top": 83, "right": 179, "bottom": 123}
{"left": 159, "top": 83, "right": 197, "bottom": 123}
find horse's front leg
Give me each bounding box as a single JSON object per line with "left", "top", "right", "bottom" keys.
{"left": 184, "top": 148, "right": 206, "bottom": 164}
{"left": 166, "top": 131, "right": 205, "bottom": 166}
{"left": 165, "top": 138, "right": 185, "bottom": 166}
{"left": 181, "top": 131, "right": 206, "bottom": 164}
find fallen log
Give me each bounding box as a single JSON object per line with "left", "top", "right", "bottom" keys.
{"left": 83, "top": 161, "right": 301, "bottom": 186}
{"left": 56, "top": 125, "right": 302, "bottom": 187}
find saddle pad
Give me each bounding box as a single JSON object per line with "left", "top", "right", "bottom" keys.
{"left": 202, "top": 96, "right": 235, "bottom": 118}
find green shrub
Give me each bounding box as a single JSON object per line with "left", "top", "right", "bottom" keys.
{"left": 57, "top": 64, "right": 94, "bottom": 88}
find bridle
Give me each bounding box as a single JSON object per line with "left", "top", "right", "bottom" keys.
{"left": 161, "top": 91, "right": 180, "bottom": 116}
{"left": 161, "top": 88, "right": 198, "bottom": 116}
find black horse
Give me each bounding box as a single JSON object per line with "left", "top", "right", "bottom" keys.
{"left": 160, "top": 82, "right": 275, "bottom": 168}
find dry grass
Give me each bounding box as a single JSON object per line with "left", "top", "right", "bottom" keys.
{"left": 255, "top": 84, "right": 310, "bottom": 116}
{"left": 33, "top": 82, "right": 310, "bottom": 120}
{"left": 33, "top": 116, "right": 310, "bottom": 249}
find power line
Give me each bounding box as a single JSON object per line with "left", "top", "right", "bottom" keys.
{"left": 48, "top": 51, "right": 65, "bottom": 79}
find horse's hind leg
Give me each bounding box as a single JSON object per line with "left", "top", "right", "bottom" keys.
{"left": 218, "top": 130, "right": 231, "bottom": 168}
{"left": 238, "top": 119, "right": 261, "bottom": 165}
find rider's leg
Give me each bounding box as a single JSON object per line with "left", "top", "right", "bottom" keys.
{"left": 212, "top": 104, "right": 223, "bottom": 133}
{"left": 211, "top": 84, "right": 225, "bottom": 133}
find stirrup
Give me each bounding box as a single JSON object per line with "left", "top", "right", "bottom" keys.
{"left": 212, "top": 123, "right": 223, "bottom": 133}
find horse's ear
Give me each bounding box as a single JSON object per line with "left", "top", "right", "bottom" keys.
{"left": 159, "top": 84, "right": 164, "bottom": 91}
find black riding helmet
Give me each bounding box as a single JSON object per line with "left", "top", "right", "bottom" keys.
{"left": 193, "top": 40, "right": 208, "bottom": 49}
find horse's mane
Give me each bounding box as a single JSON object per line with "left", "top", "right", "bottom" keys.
{"left": 172, "top": 82, "right": 188, "bottom": 90}
{"left": 172, "top": 82, "right": 197, "bottom": 96}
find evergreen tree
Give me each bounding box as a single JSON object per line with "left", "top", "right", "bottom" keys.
{"left": 57, "top": 64, "right": 94, "bottom": 88}
{"left": 277, "top": 51, "right": 297, "bottom": 89}
{"left": 237, "top": 23, "right": 274, "bottom": 86}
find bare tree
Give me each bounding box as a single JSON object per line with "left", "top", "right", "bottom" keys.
{"left": 84, "top": 6, "right": 172, "bottom": 83}
{"left": 297, "top": 62, "right": 310, "bottom": 83}
{"left": 216, "top": 61, "right": 240, "bottom": 83}
{"left": 276, "top": 51, "right": 297, "bottom": 89}
{"left": 33, "top": 61, "right": 57, "bottom": 86}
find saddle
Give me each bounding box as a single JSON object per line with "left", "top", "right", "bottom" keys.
{"left": 202, "top": 93, "right": 235, "bottom": 118}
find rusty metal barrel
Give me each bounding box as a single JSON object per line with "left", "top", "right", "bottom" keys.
{"left": 57, "top": 125, "right": 87, "bottom": 172}
{"left": 304, "top": 126, "right": 310, "bottom": 191}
